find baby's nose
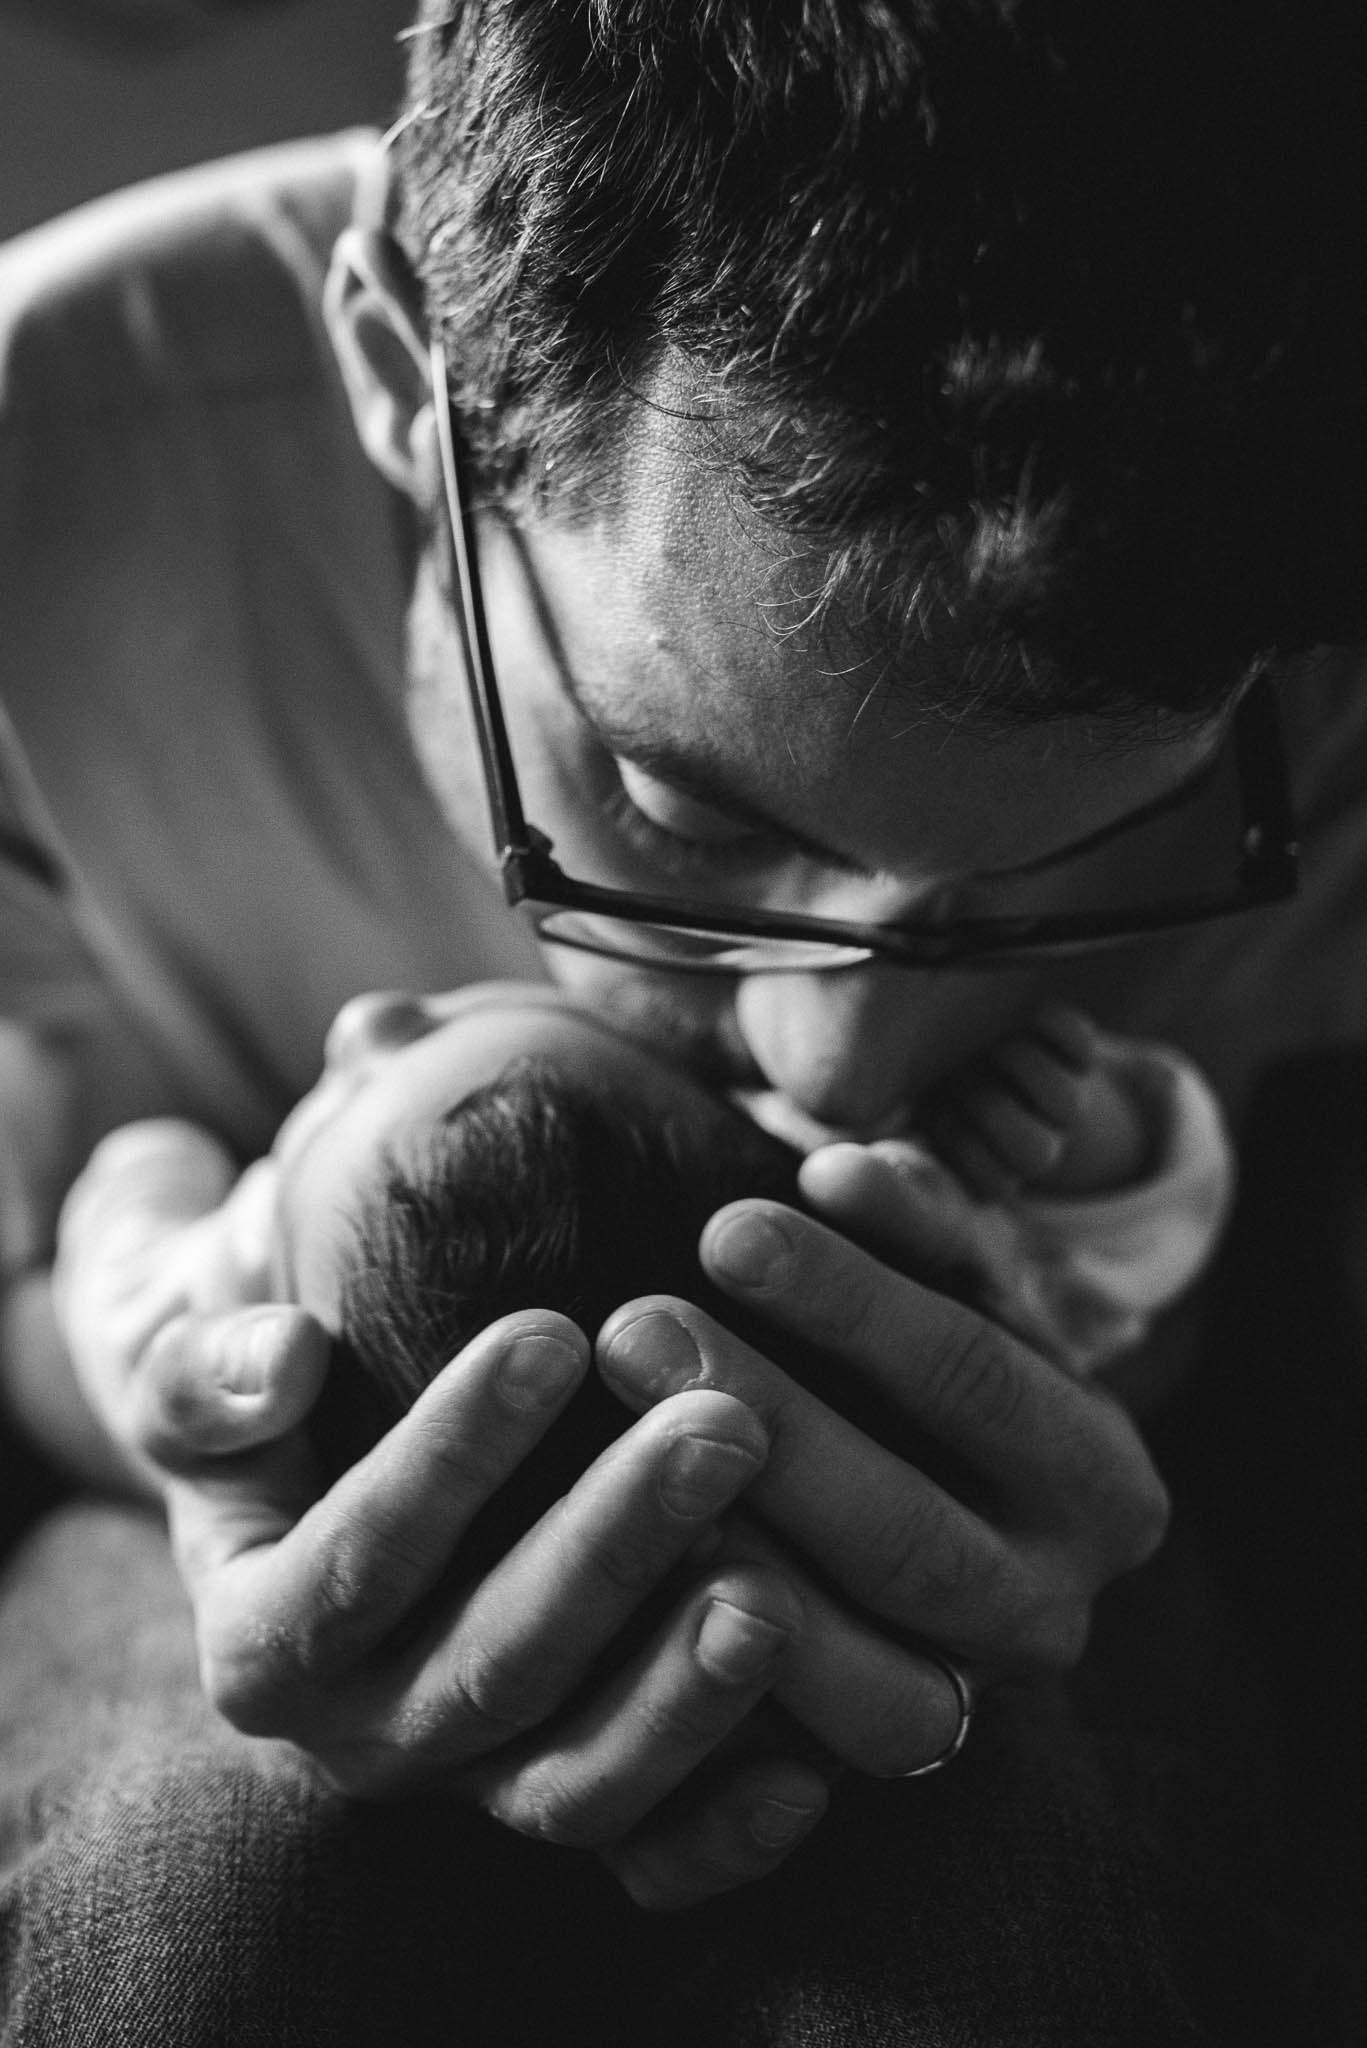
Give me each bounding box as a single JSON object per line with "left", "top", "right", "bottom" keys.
{"left": 322, "top": 990, "right": 434, "bottom": 1072}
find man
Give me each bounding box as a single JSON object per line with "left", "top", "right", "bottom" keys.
{"left": 2, "top": 0, "right": 1365, "bottom": 2036}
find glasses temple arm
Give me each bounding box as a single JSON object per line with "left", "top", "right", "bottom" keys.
{"left": 429, "top": 339, "right": 535, "bottom": 861}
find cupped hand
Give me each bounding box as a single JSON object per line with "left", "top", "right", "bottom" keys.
{"left": 50, "top": 1121, "right": 830, "bottom": 1908}
{"left": 163, "top": 1324, "right": 828, "bottom": 1904}
{"left": 595, "top": 1174, "right": 1171, "bottom": 1773}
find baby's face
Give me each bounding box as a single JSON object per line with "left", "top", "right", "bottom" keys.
{"left": 272, "top": 982, "right": 742, "bottom": 1327}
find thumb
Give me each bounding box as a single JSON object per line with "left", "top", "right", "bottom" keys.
{"left": 134, "top": 1304, "right": 333, "bottom": 1471}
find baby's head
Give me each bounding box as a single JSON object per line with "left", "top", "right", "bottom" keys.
{"left": 270, "top": 985, "right": 803, "bottom": 1552}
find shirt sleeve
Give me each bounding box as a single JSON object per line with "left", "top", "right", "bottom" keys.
{"left": 0, "top": 708, "right": 101, "bottom": 1031}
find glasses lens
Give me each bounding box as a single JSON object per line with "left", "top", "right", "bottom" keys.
{"left": 930, "top": 736, "right": 1255, "bottom": 928}
{"left": 535, "top": 908, "right": 874, "bottom": 974}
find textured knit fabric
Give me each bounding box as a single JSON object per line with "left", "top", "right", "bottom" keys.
{"left": 0, "top": 1494, "right": 1355, "bottom": 2048}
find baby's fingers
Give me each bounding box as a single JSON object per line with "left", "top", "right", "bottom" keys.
{"left": 133, "top": 1305, "right": 332, "bottom": 1469}
{"left": 921, "top": 1080, "right": 1066, "bottom": 1198}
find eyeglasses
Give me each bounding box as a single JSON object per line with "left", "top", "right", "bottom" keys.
{"left": 431, "top": 341, "right": 1299, "bottom": 975}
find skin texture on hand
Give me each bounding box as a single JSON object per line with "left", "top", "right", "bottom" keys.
{"left": 600, "top": 1185, "right": 1170, "bottom": 1684}
{"left": 49, "top": 1114, "right": 1168, "bottom": 1909}
{"left": 48, "top": 1122, "right": 836, "bottom": 1906}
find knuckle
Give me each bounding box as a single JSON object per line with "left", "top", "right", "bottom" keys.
{"left": 994, "top": 1561, "right": 1093, "bottom": 1675}
{"left": 495, "top": 1771, "right": 610, "bottom": 1851}
{"left": 924, "top": 1321, "right": 1025, "bottom": 1440}
{"left": 634, "top": 1852, "right": 741, "bottom": 1910}
{"left": 633, "top": 1686, "right": 729, "bottom": 1758}
{"left": 858, "top": 1493, "right": 978, "bottom": 1626}
{"left": 858, "top": 1499, "right": 939, "bottom": 1614}
{"left": 198, "top": 1632, "right": 304, "bottom": 1738}
{"left": 443, "top": 1639, "right": 558, "bottom": 1749}
{"left": 606, "top": 1852, "right": 688, "bottom": 1912}
{"left": 289, "top": 1541, "right": 382, "bottom": 1672}
{"left": 1067, "top": 1400, "right": 1173, "bottom": 1572}
{"left": 308, "top": 1745, "right": 405, "bottom": 1801}
{"left": 1115, "top": 1466, "right": 1172, "bottom": 1568}
{"left": 577, "top": 1520, "right": 668, "bottom": 1604}
{"left": 807, "top": 1252, "right": 885, "bottom": 1350}
{"left": 1017, "top": 1591, "right": 1092, "bottom": 1674}
{"left": 293, "top": 1507, "right": 440, "bottom": 1674}
{"left": 415, "top": 1419, "right": 514, "bottom": 1505}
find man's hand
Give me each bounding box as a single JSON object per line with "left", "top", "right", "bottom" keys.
{"left": 595, "top": 1151, "right": 1171, "bottom": 1771}
{"left": 50, "top": 1120, "right": 831, "bottom": 1909}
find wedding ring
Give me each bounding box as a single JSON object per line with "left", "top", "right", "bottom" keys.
{"left": 899, "top": 1651, "right": 976, "bottom": 1778}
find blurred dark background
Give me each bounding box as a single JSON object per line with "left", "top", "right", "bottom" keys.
{"left": 0, "top": 0, "right": 412, "bottom": 242}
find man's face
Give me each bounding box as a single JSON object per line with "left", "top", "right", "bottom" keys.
{"left": 271, "top": 983, "right": 756, "bottom": 1327}
{"left": 406, "top": 397, "right": 1220, "bottom": 1144}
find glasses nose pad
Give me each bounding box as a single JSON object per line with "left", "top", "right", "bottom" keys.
{"left": 322, "top": 992, "right": 433, "bottom": 1073}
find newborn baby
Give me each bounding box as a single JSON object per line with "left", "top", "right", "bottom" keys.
{"left": 249, "top": 986, "right": 1231, "bottom": 1567}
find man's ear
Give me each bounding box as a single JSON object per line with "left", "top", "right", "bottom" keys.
{"left": 324, "top": 226, "right": 434, "bottom": 499}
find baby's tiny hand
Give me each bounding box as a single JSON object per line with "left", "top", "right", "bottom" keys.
{"left": 922, "top": 1006, "right": 1148, "bottom": 1203}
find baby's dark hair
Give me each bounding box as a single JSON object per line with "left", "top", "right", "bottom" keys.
{"left": 314, "top": 1055, "right": 802, "bottom": 1569}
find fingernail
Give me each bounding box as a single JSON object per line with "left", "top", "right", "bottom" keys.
{"left": 600, "top": 1310, "right": 702, "bottom": 1402}
{"left": 660, "top": 1434, "right": 764, "bottom": 1518}
{"left": 497, "top": 1332, "right": 584, "bottom": 1411}
{"left": 215, "top": 1306, "right": 297, "bottom": 1397}
{"left": 748, "top": 1796, "right": 824, "bottom": 1849}
{"left": 705, "top": 1212, "right": 793, "bottom": 1292}
{"left": 695, "top": 1600, "right": 791, "bottom": 1684}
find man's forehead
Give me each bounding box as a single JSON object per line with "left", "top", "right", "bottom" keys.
{"left": 521, "top": 420, "right": 1223, "bottom": 879}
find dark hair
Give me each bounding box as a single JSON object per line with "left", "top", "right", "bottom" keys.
{"left": 314, "top": 1056, "right": 802, "bottom": 1571}
{"left": 398, "top": 0, "right": 1367, "bottom": 725}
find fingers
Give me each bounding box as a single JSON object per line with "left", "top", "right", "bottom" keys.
{"left": 721, "top": 1514, "right": 971, "bottom": 1776}
{"left": 799, "top": 1139, "right": 1014, "bottom": 1292}
{"left": 384, "top": 1388, "right": 773, "bottom": 1772}
{"left": 172, "top": 1312, "right": 595, "bottom": 1700}
{"left": 599, "top": 1292, "right": 1013, "bottom": 1651}
{"left": 696, "top": 1203, "right": 1141, "bottom": 1513}
{"left": 466, "top": 1566, "right": 805, "bottom": 1850}
{"left": 920, "top": 1008, "right": 1097, "bottom": 1200}
{"left": 174, "top": 1312, "right": 777, "bottom": 1787}
{"left": 600, "top": 1755, "right": 832, "bottom": 1911}
{"left": 133, "top": 1305, "right": 332, "bottom": 1467}
{"left": 599, "top": 1254, "right": 1168, "bottom": 1667}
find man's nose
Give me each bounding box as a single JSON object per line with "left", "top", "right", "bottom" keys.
{"left": 322, "top": 990, "right": 433, "bottom": 1072}
{"left": 732, "top": 967, "right": 926, "bottom": 1135}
